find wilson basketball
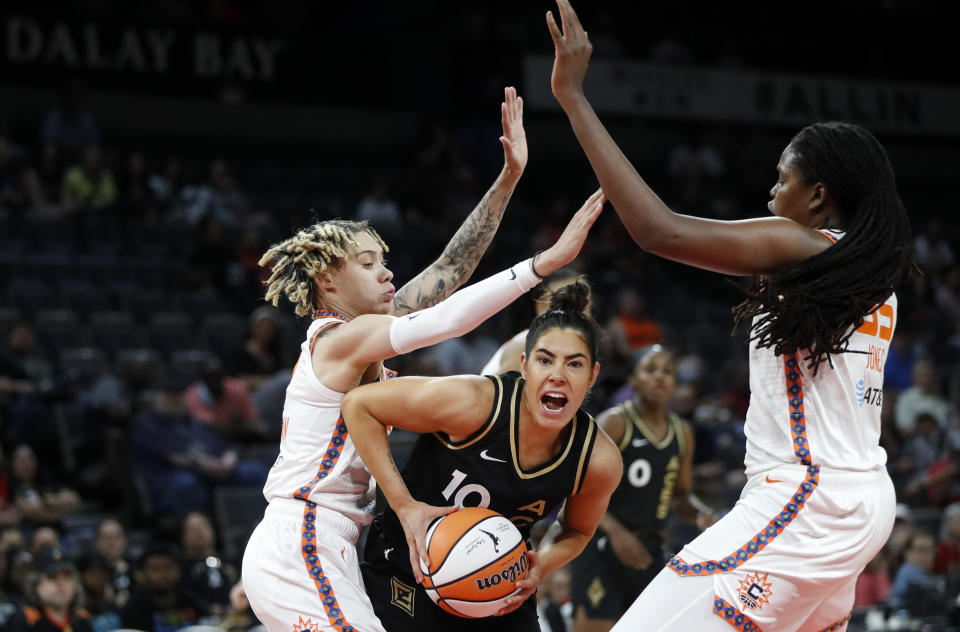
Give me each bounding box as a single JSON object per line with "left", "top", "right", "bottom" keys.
{"left": 419, "top": 507, "right": 529, "bottom": 618}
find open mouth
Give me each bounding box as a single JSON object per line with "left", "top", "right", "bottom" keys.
{"left": 540, "top": 392, "right": 569, "bottom": 414}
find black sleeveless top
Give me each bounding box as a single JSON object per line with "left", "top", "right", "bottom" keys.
{"left": 375, "top": 371, "right": 599, "bottom": 572}
{"left": 606, "top": 400, "right": 686, "bottom": 536}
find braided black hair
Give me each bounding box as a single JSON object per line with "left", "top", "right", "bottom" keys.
{"left": 732, "top": 122, "right": 917, "bottom": 373}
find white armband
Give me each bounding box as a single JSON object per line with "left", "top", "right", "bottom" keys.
{"left": 389, "top": 258, "right": 541, "bottom": 355}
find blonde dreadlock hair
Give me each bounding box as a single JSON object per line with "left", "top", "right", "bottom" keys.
{"left": 258, "top": 220, "right": 389, "bottom": 317}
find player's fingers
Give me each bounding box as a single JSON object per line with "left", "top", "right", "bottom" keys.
{"left": 559, "top": 0, "right": 583, "bottom": 33}
{"left": 546, "top": 11, "right": 562, "bottom": 43}
{"left": 408, "top": 547, "right": 423, "bottom": 583}
{"left": 517, "top": 95, "right": 523, "bottom": 119}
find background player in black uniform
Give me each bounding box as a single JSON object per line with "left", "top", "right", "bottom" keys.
{"left": 570, "top": 346, "right": 715, "bottom": 632}
{"left": 341, "top": 282, "right": 622, "bottom": 632}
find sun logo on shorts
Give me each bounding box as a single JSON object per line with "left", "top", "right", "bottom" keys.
{"left": 292, "top": 615, "right": 321, "bottom": 632}
{"left": 737, "top": 572, "right": 773, "bottom": 611}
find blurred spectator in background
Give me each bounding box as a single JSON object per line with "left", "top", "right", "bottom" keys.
{"left": 854, "top": 546, "right": 892, "bottom": 608}
{"left": 888, "top": 530, "right": 938, "bottom": 610}
{"left": 121, "top": 544, "right": 206, "bottom": 632}
{"left": 93, "top": 518, "right": 133, "bottom": 610}
{"left": 74, "top": 551, "right": 121, "bottom": 632}
{"left": 25, "top": 142, "right": 66, "bottom": 215}
{"left": 132, "top": 374, "right": 267, "bottom": 520}
{"left": 537, "top": 565, "right": 572, "bottom": 632}
{"left": 179, "top": 511, "right": 237, "bottom": 617}
{"left": 936, "top": 502, "right": 960, "bottom": 577}
{"left": 227, "top": 307, "right": 284, "bottom": 392}
{"left": 148, "top": 156, "right": 184, "bottom": 216}
{"left": 0, "top": 136, "right": 32, "bottom": 214}
{"left": 40, "top": 80, "right": 100, "bottom": 163}
{"left": 7, "top": 445, "right": 80, "bottom": 528}
{"left": 8, "top": 547, "right": 93, "bottom": 632}
{"left": 914, "top": 219, "right": 955, "bottom": 273}
{"left": 895, "top": 359, "right": 951, "bottom": 435}
{"left": 181, "top": 159, "right": 246, "bottom": 225}
{"left": 604, "top": 289, "right": 662, "bottom": 376}
{"left": 216, "top": 581, "right": 259, "bottom": 632}
{"left": 0, "top": 539, "right": 22, "bottom": 628}
{"left": 62, "top": 145, "right": 116, "bottom": 213}
{"left": 28, "top": 528, "right": 60, "bottom": 555}
{"left": 117, "top": 150, "right": 154, "bottom": 218}
{"left": 184, "top": 358, "right": 265, "bottom": 440}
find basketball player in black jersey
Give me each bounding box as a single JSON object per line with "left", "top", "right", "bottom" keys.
{"left": 341, "top": 282, "right": 622, "bottom": 632}
{"left": 570, "top": 346, "right": 715, "bottom": 632}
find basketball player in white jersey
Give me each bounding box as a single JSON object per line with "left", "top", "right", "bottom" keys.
{"left": 241, "top": 87, "right": 607, "bottom": 630}
{"left": 481, "top": 269, "right": 590, "bottom": 375}
{"left": 546, "top": 2, "right": 917, "bottom": 630}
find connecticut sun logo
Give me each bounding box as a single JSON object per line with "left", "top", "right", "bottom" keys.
{"left": 737, "top": 572, "right": 773, "bottom": 611}
{"left": 292, "top": 616, "right": 320, "bottom": 632}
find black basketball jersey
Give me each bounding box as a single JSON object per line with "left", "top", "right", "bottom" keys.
{"left": 376, "top": 371, "right": 599, "bottom": 571}
{"left": 606, "top": 400, "right": 686, "bottom": 535}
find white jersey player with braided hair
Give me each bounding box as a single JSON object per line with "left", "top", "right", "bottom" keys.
{"left": 240, "top": 118, "right": 607, "bottom": 631}
{"left": 546, "top": 1, "right": 917, "bottom": 630}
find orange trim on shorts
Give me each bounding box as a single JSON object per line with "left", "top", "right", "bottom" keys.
{"left": 668, "top": 353, "right": 820, "bottom": 577}
{"left": 299, "top": 501, "right": 357, "bottom": 632}
{"left": 818, "top": 612, "right": 851, "bottom": 632}
{"left": 713, "top": 596, "right": 763, "bottom": 632}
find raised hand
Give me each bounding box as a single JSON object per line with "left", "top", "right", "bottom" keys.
{"left": 546, "top": 0, "right": 593, "bottom": 103}
{"left": 534, "top": 188, "right": 605, "bottom": 276}
{"left": 500, "top": 86, "right": 527, "bottom": 176}
{"left": 395, "top": 500, "right": 459, "bottom": 584}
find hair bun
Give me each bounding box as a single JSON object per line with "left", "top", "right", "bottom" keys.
{"left": 547, "top": 281, "right": 590, "bottom": 314}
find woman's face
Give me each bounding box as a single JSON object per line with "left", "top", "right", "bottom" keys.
{"left": 630, "top": 350, "right": 676, "bottom": 408}
{"left": 768, "top": 146, "right": 820, "bottom": 227}
{"left": 322, "top": 231, "right": 395, "bottom": 316}
{"left": 520, "top": 327, "right": 599, "bottom": 430}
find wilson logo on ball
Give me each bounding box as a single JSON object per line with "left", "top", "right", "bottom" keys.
{"left": 474, "top": 553, "right": 528, "bottom": 590}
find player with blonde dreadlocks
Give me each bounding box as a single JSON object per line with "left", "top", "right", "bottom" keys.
{"left": 241, "top": 85, "right": 608, "bottom": 632}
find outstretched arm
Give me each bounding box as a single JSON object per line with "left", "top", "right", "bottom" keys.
{"left": 313, "top": 190, "right": 605, "bottom": 392}
{"left": 392, "top": 87, "right": 528, "bottom": 315}
{"left": 342, "top": 375, "right": 494, "bottom": 581}
{"left": 546, "top": 0, "right": 830, "bottom": 277}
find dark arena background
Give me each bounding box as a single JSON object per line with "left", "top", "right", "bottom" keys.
{"left": 1, "top": 1, "right": 959, "bottom": 630}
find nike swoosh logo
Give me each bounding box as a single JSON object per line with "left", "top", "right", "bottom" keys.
{"left": 407, "top": 313, "right": 420, "bottom": 320}
{"left": 632, "top": 438, "right": 649, "bottom": 447}
{"left": 765, "top": 475, "right": 785, "bottom": 484}
{"left": 480, "top": 450, "right": 506, "bottom": 463}
{"left": 509, "top": 268, "right": 516, "bottom": 280}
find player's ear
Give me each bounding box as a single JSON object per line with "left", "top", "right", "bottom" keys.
{"left": 314, "top": 272, "right": 336, "bottom": 294}
{"left": 588, "top": 362, "right": 600, "bottom": 389}
{"left": 519, "top": 353, "right": 528, "bottom": 379}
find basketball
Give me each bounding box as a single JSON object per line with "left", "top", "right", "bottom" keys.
{"left": 419, "top": 507, "right": 529, "bottom": 618}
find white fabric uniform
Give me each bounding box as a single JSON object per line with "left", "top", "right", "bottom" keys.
{"left": 244, "top": 314, "right": 389, "bottom": 632}
{"left": 614, "top": 232, "right": 898, "bottom": 632}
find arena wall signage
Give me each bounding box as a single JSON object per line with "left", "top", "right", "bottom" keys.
{"left": 524, "top": 54, "right": 960, "bottom": 137}
{"left": 4, "top": 15, "right": 284, "bottom": 81}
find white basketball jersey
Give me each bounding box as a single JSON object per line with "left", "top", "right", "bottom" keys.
{"left": 262, "top": 314, "right": 393, "bottom": 526}
{"left": 744, "top": 241, "right": 896, "bottom": 475}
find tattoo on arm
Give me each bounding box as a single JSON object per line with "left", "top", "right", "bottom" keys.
{"left": 392, "top": 174, "right": 515, "bottom": 315}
